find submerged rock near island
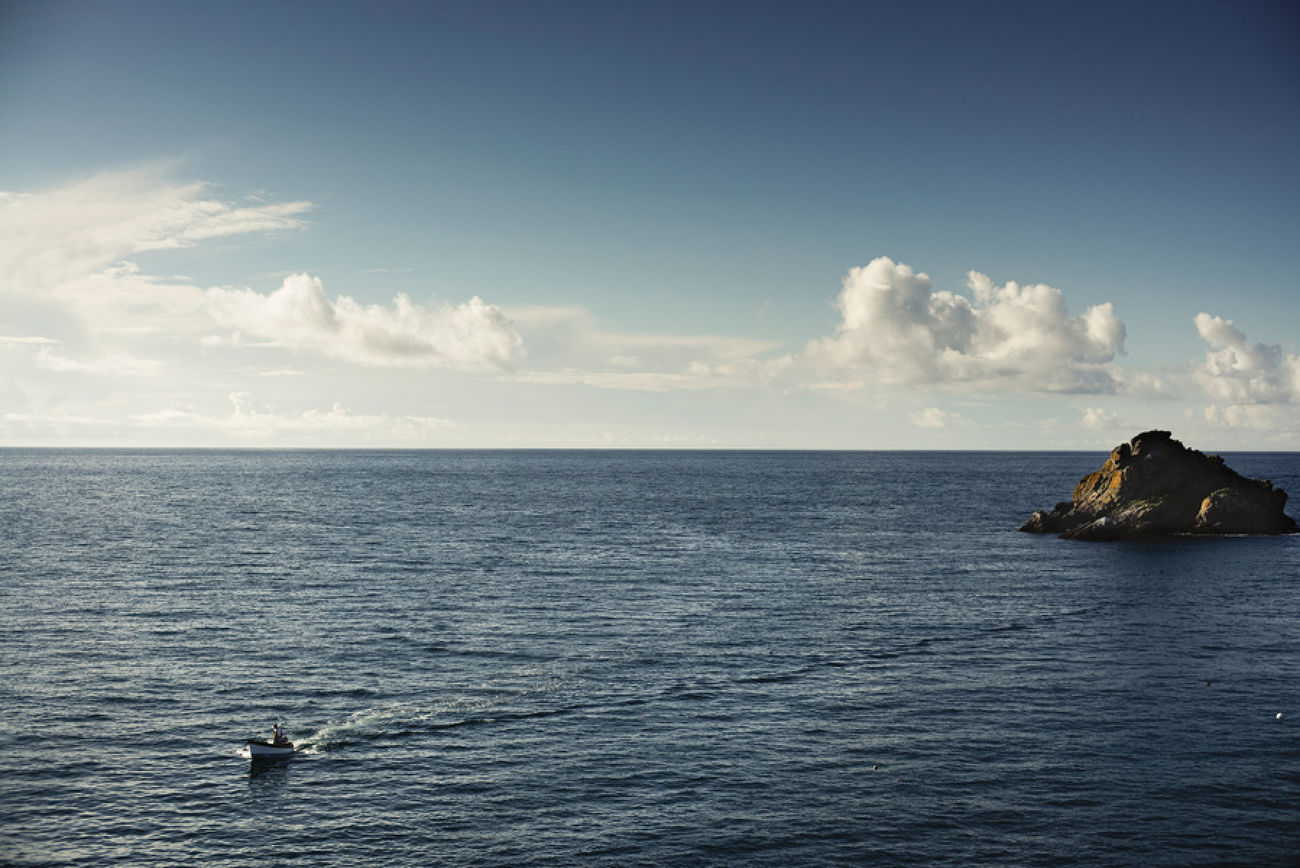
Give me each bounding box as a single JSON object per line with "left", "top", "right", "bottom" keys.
{"left": 1021, "top": 430, "right": 1298, "bottom": 541}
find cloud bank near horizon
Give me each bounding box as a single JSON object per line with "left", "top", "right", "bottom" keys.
{"left": 135, "top": 391, "right": 457, "bottom": 438}
{"left": 2, "top": 168, "right": 1296, "bottom": 444}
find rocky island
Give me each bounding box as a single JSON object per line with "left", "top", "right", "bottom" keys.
{"left": 1021, "top": 430, "right": 1298, "bottom": 541}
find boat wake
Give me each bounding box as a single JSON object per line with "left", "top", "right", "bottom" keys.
{"left": 294, "top": 700, "right": 574, "bottom": 755}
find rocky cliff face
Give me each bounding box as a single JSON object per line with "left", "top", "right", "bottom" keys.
{"left": 1021, "top": 430, "right": 1298, "bottom": 541}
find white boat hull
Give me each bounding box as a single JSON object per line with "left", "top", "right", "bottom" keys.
{"left": 246, "top": 739, "right": 295, "bottom": 758}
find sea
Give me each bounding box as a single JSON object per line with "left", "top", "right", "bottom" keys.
{"left": 1, "top": 449, "right": 1297, "bottom": 867}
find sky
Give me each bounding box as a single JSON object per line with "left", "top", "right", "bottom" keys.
{"left": 1, "top": 0, "right": 1297, "bottom": 449}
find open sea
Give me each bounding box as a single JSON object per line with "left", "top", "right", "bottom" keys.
{"left": 1, "top": 448, "right": 1298, "bottom": 867}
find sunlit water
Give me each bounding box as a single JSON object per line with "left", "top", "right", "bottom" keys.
{"left": 2, "top": 449, "right": 1298, "bottom": 866}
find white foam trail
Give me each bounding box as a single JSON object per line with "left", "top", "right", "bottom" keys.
{"left": 295, "top": 673, "right": 569, "bottom": 754}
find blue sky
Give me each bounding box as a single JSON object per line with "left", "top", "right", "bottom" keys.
{"left": 2, "top": 0, "right": 1297, "bottom": 448}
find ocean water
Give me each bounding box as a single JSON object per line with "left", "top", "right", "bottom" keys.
{"left": 1, "top": 449, "right": 1297, "bottom": 867}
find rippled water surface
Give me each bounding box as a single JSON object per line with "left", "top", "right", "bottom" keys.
{"left": 2, "top": 449, "right": 1298, "bottom": 866}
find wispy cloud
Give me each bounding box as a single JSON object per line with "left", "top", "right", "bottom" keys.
{"left": 3, "top": 394, "right": 456, "bottom": 445}
{"left": 3, "top": 411, "right": 116, "bottom": 427}
{"left": 0, "top": 167, "right": 313, "bottom": 350}
{"left": 0, "top": 166, "right": 311, "bottom": 294}
{"left": 505, "top": 304, "right": 781, "bottom": 389}
{"left": 134, "top": 392, "right": 456, "bottom": 438}
{"left": 908, "top": 407, "right": 970, "bottom": 429}
{"left": 1189, "top": 404, "right": 1298, "bottom": 439}
{"left": 1, "top": 168, "right": 525, "bottom": 383}
{"left": 35, "top": 348, "right": 163, "bottom": 376}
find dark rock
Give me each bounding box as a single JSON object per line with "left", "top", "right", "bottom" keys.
{"left": 1021, "top": 430, "right": 1298, "bottom": 541}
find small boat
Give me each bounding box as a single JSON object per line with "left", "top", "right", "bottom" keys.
{"left": 245, "top": 738, "right": 295, "bottom": 758}
{"left": 246, "top": 722, "right": 294, "bottom": 758}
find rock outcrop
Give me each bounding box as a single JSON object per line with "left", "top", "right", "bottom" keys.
{"left": 1021, "top": 430, "right": 1298, "bottom": 541}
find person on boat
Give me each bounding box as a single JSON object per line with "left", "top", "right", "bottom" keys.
{"left": 272, "top": 723, "right": 284, "bottom": 744}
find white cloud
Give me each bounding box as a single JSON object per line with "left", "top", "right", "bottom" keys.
{"left": 35, "top": 348, "right": 163, "bottom": 376}
{"left": 803, "top": 257, "right": 1127, "bottom": 393}
{"left": 504, "top": 304, "right": 781, "bottom": 389}
{"left": 0, "top": 167, "right": 313, "bottom": 362}
{"left": 908, "top": 407, "right": 969, "bottom": 428}
{"left": 1191, "top": 403, "right": 1296, "bottom": 434}
{"left": 0, "top": 166, "right": 310, "bottom": 295}
{"left": 224, "top": 392, "right": 454, "bottom": 434}
{"left": 508, "top": 305, "right": 777, "bottom": 361}
{"left": 501, "top": 260, "right": 1136, "bottom": 398}
{"left": 514, "top": 357, "right": 786, "bottom": 393}
{"left": 3, "top": 166, "right": 1293, "bottom": 450}
{"left": 205, "top": 273, "right": 524, "bottom": 370}
{"left": 3, "top": 411, "right": 115, "bottom": 427}
{"left": 1193, "top": 312, "right": 1300, "bottom": 405}
{"left": 1080, "top": 407, "right": 1124, "bottom": 429}
{"left": 0, "top": 168, "right": 527, "bottom": 450}
{"left": 134, "top": 392, "right": 455, "bottom": 439}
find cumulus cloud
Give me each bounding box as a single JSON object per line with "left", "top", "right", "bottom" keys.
{"left": 205, "top": 273, "right": 524, "bottom": 370}
{"left": 501, "top": 259, "right": 1135, "bottom": 397}
{"left": 804, "top": 257, "right": 1127, "bottom": 393}
{"left": 1192, "top": 313, "right": 1300, "bottom": 405}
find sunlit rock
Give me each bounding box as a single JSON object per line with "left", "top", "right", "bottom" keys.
{"left": 1021, "top": 430, "right": 1298, "bottom": 541}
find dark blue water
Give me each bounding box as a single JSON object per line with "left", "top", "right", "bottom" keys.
{"left": 1, "top": 449, "right": 1298, "bottom": 866}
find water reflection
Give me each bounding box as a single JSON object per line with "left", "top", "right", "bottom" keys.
{"left": 246, "top": 756, "right": 291, "bottom": 790}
